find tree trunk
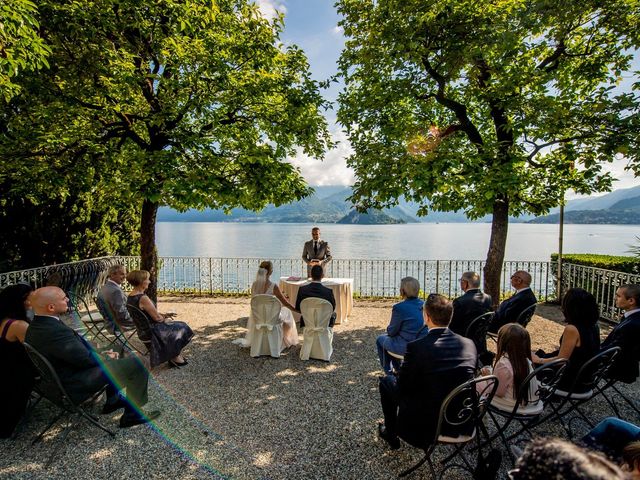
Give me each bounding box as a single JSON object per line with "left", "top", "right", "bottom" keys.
{"left": 140, "top": 199, "right": 159, "bottom": 303}
{"left": 483, "top": 197, "right": 509, "bottom": 308}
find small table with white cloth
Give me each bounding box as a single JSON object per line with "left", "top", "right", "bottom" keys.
{"left": 279, "top": 277, "right": 354, "bottom": 325}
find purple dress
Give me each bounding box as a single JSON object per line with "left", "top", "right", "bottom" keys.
{"left": 127, "top": 294, "right": 193, "bottom": 367}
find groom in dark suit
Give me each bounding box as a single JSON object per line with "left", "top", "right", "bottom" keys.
{"left": 601, "top": 284, "right": 640, "bottom": 383}
{"left": 302, "top": 226, "right": 332, "bottom": 278}
{"left": 295, "top": 265, "right": 336, "bottom": 328}
{"left": 377, "top": 294, "right": 477, "bottom": 449}
{"left": 25, "top": 286, "right": 159, "bottom": 428}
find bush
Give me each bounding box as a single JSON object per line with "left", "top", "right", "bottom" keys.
{"left": 551, "top": 253, "right": 640, "bottom": 274}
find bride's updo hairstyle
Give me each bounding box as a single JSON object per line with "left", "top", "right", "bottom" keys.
{"left": 259, "top": 261, "right": 273, "bottom": 275}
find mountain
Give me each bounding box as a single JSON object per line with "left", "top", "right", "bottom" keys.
{"left": 528, "top": 190, "right": 640, "bottom": 224}
{"left": 157, "top": 184, "right": 640, "bottom": 224}
{"left": 337, "top": 209, "right": 406, "bottom": 224}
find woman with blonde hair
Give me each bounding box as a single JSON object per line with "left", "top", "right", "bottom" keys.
{"left": 480, "top": 323, "right": 539, "bottom": 411}
{"left": 126, "top": 270, "right": 193, "bottom": 368}
{"left": 234, "top": 261, "right": 298, "bottom": 349}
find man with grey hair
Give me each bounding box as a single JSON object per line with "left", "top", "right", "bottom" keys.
{"left": 449, "top": 271, "right": 492, "bottom": 336}
{"left": 97, "top": 264, "right": 135, "bottom": 332}
{"left": 376, "top": 277, "right": 426, "bottom": 374}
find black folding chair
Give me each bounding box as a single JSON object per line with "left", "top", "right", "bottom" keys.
{"left": 594, "top": 376, "right": 640, "bottom": 421}
{"left": 399, "top": 376, "right": 499, "bottom": 478}
{"left": 487, "top": 303, "right": 536, "bottom": 345}
{"left": 483, "top": 358, "right": 568, "bottom": 462}
{"left": 464, "top": 312, "right": 494, "bottom": 358}
{"left": 125, "top": 303, "right": 153, "bottom": 355}
{"left": 66, "top": 291, "right": 115, "bottom": 348}
{"left": 23, "top": 343, "right": 115, "bottom": 468}
{"left": 94, "top": 295, "right": 143, "bottom": 355}
{"left": 549, "top": 347, "right": 621, "bottom": 438}
{"left": 515, "top": 303, "right": 536, "bottom": 328}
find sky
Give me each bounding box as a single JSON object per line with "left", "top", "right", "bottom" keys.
{"left": 256, "top": 0, "right": 638, "bottom": 192}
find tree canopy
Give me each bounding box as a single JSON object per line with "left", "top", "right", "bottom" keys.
{"left": 0, "top": 0, "right": 50, "bottom": 101}
{"left": 336, "top": 0, "right": 640, "bottom": 301}
{"left": 1, "top": 0, "right": 331, "bottom": 296}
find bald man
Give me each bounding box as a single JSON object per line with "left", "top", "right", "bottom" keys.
{"left": 25, "top": 287, "right": 160, "bottom": 428}
{"left": 488, "top": 270, "right": 537, "bottom": 333}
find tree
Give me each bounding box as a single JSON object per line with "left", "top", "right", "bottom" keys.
{"left": 336, "top": 0, "right": 640, "bottom": 303}
{"left": 0, "top": 0, "right": 50, "bottom": 101}
{"left": 1, "top": 0, "right": 331, "bottom": 299}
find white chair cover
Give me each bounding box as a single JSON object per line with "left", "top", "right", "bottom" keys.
{"left": 299, "top": 298, "right": 334, "bottom": 361}
{"left": 250, "top": 295, "right": 283, "bottom": 358}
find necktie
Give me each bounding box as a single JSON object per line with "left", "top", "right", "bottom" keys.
{"left": 314, "top": 242, "right": 318, "bottom": 255}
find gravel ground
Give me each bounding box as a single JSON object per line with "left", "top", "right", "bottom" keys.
{"left": 2, "top": 297, "right": 638, "bottom": 480}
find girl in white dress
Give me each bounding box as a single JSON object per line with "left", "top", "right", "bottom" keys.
{"left": 234, "top": 261, "right": 299, "bottom": 349}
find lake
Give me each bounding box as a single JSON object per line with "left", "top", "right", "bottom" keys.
{"left": 156, "top": 222, "right": 638, "bottom": 261}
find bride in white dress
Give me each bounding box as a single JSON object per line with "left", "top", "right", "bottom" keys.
{"left": 234, "top": 261, "right": 299, "bottom": 349}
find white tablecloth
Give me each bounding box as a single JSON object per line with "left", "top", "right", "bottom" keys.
{"left": 279, "top": 277, "right": 354, "bottom": 325}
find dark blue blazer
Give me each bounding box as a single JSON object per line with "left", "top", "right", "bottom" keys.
{"left": 602, "top": 310, "right": 640, "bottom": 383}
{"left": 397, "top": 328, "right": 477, "bottom": 448}
{"left": 25, "top": 315, "right": 103, "bottom": 402}
{"left": 295, "top": 281, "right": 336, "bottom": 327}
{"left": 490, "top": 288, "right": 537, "bottom": 332}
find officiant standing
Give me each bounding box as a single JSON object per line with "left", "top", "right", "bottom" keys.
{"left": 302, "top": 227, "right": 332, "bottom": 278}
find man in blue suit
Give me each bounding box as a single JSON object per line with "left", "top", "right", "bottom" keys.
{"left": 377, "top": 294, "right": 477, "bottom": 449}
{"left": 601, "top": 284, "right": 640, "bottom": 383}
{"left": 488, "top": 270, "right": 537, "bottom": 333}
{"left": 376, "top": 277, "right": 426, "bottom": 374}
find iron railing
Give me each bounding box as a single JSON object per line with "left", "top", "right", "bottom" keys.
{"left": 2, "top": 256, "right": 636, "bottom": 322}
{"left": 557, "top": 263, "right": 640, "bottom": 321}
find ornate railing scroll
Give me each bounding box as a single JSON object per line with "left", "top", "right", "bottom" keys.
{"left": 0, "top": 256, "right": 133, "bottom": 301}
{"left": 555, "top": 262, "right": 640, "bottom": 321}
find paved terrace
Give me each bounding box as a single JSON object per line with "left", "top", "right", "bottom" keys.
{"left": 2, "top": 297, "right": 638, "bottom": 479}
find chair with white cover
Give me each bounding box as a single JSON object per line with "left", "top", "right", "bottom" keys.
{"left": 250, "top": 295, "right": 283, "bottom": 358}
{"left": 300, "top": 298, "right": 334, "bottom": 361}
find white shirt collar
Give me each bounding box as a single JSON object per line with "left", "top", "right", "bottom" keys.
{"left": 624, "top": 308, "right": 640, "bottom": 318}
{"left": 515, "top": 287, "right": 531, "bottom": 294}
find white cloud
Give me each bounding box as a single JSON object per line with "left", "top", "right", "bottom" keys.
{"left": 254, "top": 0, "right": 287, "bottom": 21}
{"left": 331, "top": 25, "right": 344, "bottom": 37}
{"left": 288, "top": 126, "right": 355, "bottom": 186}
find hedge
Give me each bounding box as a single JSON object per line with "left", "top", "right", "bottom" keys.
{"left": 551, "top": 253, "right": 640, "bottom": 274}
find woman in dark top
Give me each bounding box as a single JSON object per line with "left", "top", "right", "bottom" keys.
{"left": 0, "top": 283, "right": 36, "bottom": 438}
{"left": 126, "top": 270, "right": 193, "bottom": 368}
{"left": 532, "top": 288, "right": 600, "bottom": 392}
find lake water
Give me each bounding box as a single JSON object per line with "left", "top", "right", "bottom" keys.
{"left": 156, "top": 222, "right": 638, "bottom": 261}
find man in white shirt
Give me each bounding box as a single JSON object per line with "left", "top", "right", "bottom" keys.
{"left": 488, "top": 270, "right": 537, "bottom": 333}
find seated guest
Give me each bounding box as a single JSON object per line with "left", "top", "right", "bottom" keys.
{"left": 377, "top": 294, "right": 477, "bottom": 450}
{"left": 450, "top": 271, "right": 492, "bottom": 335}
{"left": 25, "top": 287, "right": 159, "bottom": 428}
{"left": 0, "top": 284, "right": 36, "bottom": 438}
{"left": 295, "top": 265, "right": 336, "bottom": 328}
{"left": 532, "top": 288, "right": 600, "bottom": 393}
{"left": 451, "top": 271, "right": 492, "bottom": 363}
{"left": 512, "top": 437, "right": 628, "bottom": 480}
{"left": 376, "top": 276, "right": 426, "bottom": 374}
{"left": 582, "top": 417, "right": 640, "bottom": 460}
{"left": 601, "top": 284, "right": 640, "bottom": 384}
{"left": 488, "top": 270, "right": 537, "bottom": 333}
{"left": 235, "top": 261, "right": 298, "bottom": 349}
{"left": 97, "top": 264, "right": 135, "bottom": 331}
{"left": 479, "top": 323, "right": 539, "bottom": 412}
{"left": 126, "top": 270, "right": 194, "bottom": 368}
